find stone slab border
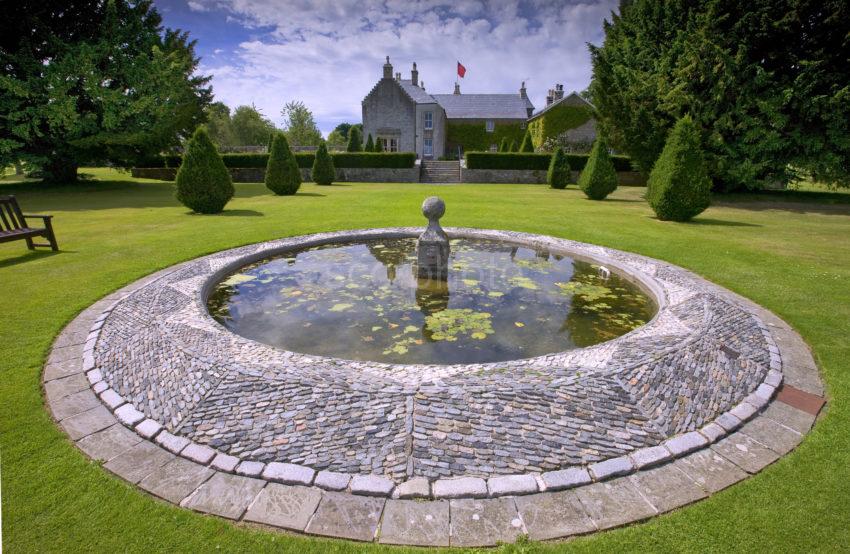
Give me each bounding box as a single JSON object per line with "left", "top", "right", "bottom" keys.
{"left": 44, "top": 231, "right": 825, "bottom": 546}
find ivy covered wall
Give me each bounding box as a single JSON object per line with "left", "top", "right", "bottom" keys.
{"left": 445, "top": 121, "right": 526, "bottom": 155}
{"left": 528, "top": 103, "right": 594, "bottom": 148}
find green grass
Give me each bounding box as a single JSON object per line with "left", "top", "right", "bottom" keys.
{"left": 2, "top": 168, "right": 850, "bottom": 552}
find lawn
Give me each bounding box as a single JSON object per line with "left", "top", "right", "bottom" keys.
{"left": 2, "top": 168, "right": 849, "bottom": 552}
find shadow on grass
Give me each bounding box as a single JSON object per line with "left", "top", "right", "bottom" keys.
{"left": 182, "top": 209, "right": 264, "bottom": 217}
{"left": 689, "top": 217, "right": 761, "bottom": 227}
{"left": 713, "top": 189, "right": 850, "bottom": 216}
{"left": 0, "top": 249, "right": 65, "bottom": 269}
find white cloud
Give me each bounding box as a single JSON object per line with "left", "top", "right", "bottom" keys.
{"left": 195, "top": 0, "right": 618, "bottom": 135}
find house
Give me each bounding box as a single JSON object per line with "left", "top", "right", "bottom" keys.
{"left": 527, "top": 85, "right": 597, "bottom": 150}
{"left": 362, "top": 57, "right": 597, "bottom": 159}
{"left": 362, "top": 57, "right": 533, "bottom": 159}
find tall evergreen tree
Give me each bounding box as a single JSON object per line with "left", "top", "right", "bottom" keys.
{"left": 578, "top": 137, "right": 618, "bottom": 200}
{"left": 589, "top": 0, "right": 850, "bottom": 190}
{"left": 265, "top": 133, "right": 301, "bottom": 195}
{"left": 365, "top": 134, "right": 375, "bottom": 152}
{"left": 175, "top": 127, "right": 233, "bottom": 213}
{"left": 0, "top": 0, "right": 212, "bottom": 182}
{"left": 347, "top": 127, "right": 363, "bottom": 152}
{"left": 509, "top": 140, "right": 518, "bottom": 152}
{"left": 498, "top": 138, "right": 509, "bottom": 153}
{"left": 547, "top": 148, "right": 572, "bottom": 189}
{"left": 374, "top": 137, "right": 384, "bottom": 152}
{"left": 647, "top": 116, "right": 711, "bottom": 221}
{"left": 311, "top": 141, "right": 336, "bottom": 186}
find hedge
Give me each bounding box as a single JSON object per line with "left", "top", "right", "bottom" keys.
{"left": 148, "top": 152, "right": 416, "bottom": 169}
{"left": 465, "top": 152, "right": 633, "bottom": 171}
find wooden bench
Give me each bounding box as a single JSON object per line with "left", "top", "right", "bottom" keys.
{"left": 0, "top": 195, "right": 58, "bottom": 251}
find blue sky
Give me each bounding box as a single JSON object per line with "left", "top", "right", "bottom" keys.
{"left": 154, "top": 0, "right": 618, "bottom": 136}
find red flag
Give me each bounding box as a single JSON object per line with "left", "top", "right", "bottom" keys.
{"left": 457, "top": 61, "right": 466, "bottom": 78}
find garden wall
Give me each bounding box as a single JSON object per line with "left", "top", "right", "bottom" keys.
{"left": 131, "top": 167, "right": 421, "bottom": 183}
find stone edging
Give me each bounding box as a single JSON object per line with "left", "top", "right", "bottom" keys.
{"left": 44, "top": 231, "right": 825, "bottom": 546}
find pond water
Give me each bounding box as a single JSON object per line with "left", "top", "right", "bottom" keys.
{"left": 207, "top": 238, "right": 656, "bottom": 365}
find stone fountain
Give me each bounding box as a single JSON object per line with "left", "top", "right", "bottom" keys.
{"left": 416, "top": 196, "right": 450, "bottom": 280}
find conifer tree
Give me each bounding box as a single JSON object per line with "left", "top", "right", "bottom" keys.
{"left": 578, "top": 137, "right": 619, "bottom": 200}
{"left": 509, "top": 140, "right": 518, "bottom": 152}
{"left": 265, "top": 132, "right": 301, "bottom": 195}
{"left": 175, "top": 127, "right": 233, "bottom": 213}
{"left": 520, "top": 129, "right": 535, "bottom": 152}
{"left": 498, "top": 138, "right": 509, "bottom": 152}
{"left": 347, "top": 127, "right": 363, "bottom": 152}
{"left": 365, "top": 133, "right": 375, "bottom": 152}
{"left": 547, "top": 147, "right": 572, "bottom": 189}
{"left": 311, "top": 141, "right": 336, "bottom": 185}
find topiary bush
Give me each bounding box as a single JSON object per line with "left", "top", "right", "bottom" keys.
{"left": 647, "top": 116, "right": 712, "bottom": 221}
{"left": 347, "top": 127, "right": 362, "bottom": 152}
{"left": 374, "top": 137, "right": 384, "bottom": 152}
{"left": 509, "top": 140, "right": 518, "bottom": 152}
{"left": 547, "top": 147, "right": 572, "bottom": 189}
{"left": 311, "top": 141, "right": 336, "bottom": 185}
{"left": 578, "top": 137, "right": 618, "bottom": 200}
{"left": 499, "top": 138, "right": 509, "bottom": 152}
{"left": 364, "top": 133, "right": 375, "bottom": 152}
{"left": 175, "top": 127, "right": 234, "bottom": 213}
{"left": 265, "top": 132, "right": 301, "bottom": 195}
{"left": 520, "top": 129, "right": 534, "bottom": 152}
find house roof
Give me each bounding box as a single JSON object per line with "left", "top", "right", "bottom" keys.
{"left": 398, "top": 80, "right": 437, "bottom": 104}
{"left": 529, "top": 91, "right": 594, "bottom": 121}
{"left": 431, "top": 94, "right": 534, "bottom": 120}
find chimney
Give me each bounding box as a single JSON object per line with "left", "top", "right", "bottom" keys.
{"left": 421, "top": 80, "right": 425, "bottom": 91}
{"left": 454, "top": 82, "right": 461, "bottom": 95}
{"left": 520, "top": 81, "right": 527, "bottom": 99}
{"left": 546, "top": 89, "right": 554, "bottom": 106}
{"left": 383, "top": 56, "right": 393, "bottom": 79}
{"left": 411, "top": 62, "right": 418, "bottom": 87}
{"left": 554, "top": 83, "right": 564, "bottom": 101}
{"left": 395, "top": 72, "right": 401, "bottom": 81}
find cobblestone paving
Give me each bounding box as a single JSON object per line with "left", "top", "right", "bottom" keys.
{"left": 93, "top": 228, "right": 774, "bottom": 484}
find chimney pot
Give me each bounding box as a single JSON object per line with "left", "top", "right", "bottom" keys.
{"left": 454, "top": 82, "right": 461, "bottom": 95}
{"left": 382, "top": 56, "right": 393, "bottom": 79}
{"left": 411, "top": 62, "right": 419, "bottom": 87}
{"left": 520, "top": 81, "right": 527, "bottom": 99}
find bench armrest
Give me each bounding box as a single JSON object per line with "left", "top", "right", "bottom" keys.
{"left": 22, "top": 214, "right": 53, "bottom": 220}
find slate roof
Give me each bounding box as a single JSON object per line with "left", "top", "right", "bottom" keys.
{"left": 431, "top": 94, "right": 534, "bottom": 120}
{"left": 398, "top": 80, "right": 437, "bottom": 104}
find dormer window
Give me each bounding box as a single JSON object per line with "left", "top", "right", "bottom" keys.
{"left": 486, "top": 120, "right": 495, "bottom": 133}
{"left": 424, "top": 111, "right": 433, "bottom": 130}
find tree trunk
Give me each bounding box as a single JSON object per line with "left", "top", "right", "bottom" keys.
{"left": 41, "top": 157, "right": 79, "bottom": 184}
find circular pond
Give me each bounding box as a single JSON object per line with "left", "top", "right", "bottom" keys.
{"left": 207, "top": 238, "right": 656, "bottom": 364}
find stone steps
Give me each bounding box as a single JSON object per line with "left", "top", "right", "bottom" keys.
{"left": 420, "top": 161, "right": 461, "bottom": 183}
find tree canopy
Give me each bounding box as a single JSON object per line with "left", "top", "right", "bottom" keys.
{"left": 0, "top": 0, "right": 212, "bottom": 182}
{"left": 281, "top": 101, "right": 322, "bottom": 147}
{"left": 230, "top": 105, "right": 277, "bottom": 147}
{"left": 589, "top": 0, "right": 850, "bottom": 190}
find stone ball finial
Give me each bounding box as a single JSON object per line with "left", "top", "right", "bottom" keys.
{"left": 422, "top": 196, "right": 445, "bottom": 221}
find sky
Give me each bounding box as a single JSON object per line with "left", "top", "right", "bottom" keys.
{"left": 154, "top": 0, "right": 619, "bottom": 136}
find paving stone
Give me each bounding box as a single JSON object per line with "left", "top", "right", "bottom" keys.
{"left": 43, "top": 357, "right": 83, "bottom": 382}
{"left": 211, "top": 453, "right": 240, "bottom": 473}
{"left": 61, "top": 405, "right": 116, "bottom": 440}
{"left": 450, "top": 497, "right": 524, "bottom": 547}
{"left": 244, "top": 483, "right": 322, "bottom": 531}
{"left": 487, "top": 474, "right": 538, "bottom": 496}
{"left": 764, "top": 370, "right": 783, "bottom": 388}
{"left": 739, "top": 416, "right": 803, "bottom": 456}
{"left": 48, "top": 344, "right": 83, "bottom": 365}
{"left": 44, "top": 372, "right": 89, "bottom": 402}
{"left": 630, "top": 445, "right": 672, "bottom": 470}
{"left": 378, "top": 499, "right": 449, "bottom": 546}
{"left": 589, "top": 456, "right": 635, "bottom": 480}
{"left": 664, "top": 431, "right": 709, "bottom": 457}
{"left": 139, "top": 457, "right": 214, "bottom": 504}
{"left": 699, "top": 422, "right": 726, "bottom": 442}
{"left": 395, "top": 476, "right": 429, "bottom": 499}
{"left": 672, "top": 449, "right": 747, "bottom": 493}
{"left": 86, "top": 369, "right": 103, "bottom": 385}
{"left": 744, "top": 392, "right": 770, "bottom": 410}
{"left": 235, "top": 460, "right": 265, "bottom": 477}
{"left": 51, "top": 388, "right": 101, "bottom": 421}
{"left": 135, "top": 419, "right": 162, "bottom": 439}
{"left": 514, "top": 490, "right": 596, "bottom": 540}
{"left": 775, "top": 384, "right": 826, "bottom": 416}
{"left": 715, "top": 412, "right": 743, "bottom": 432}
{"left": 99, "top": 389, "right": 125, "bottom": 410}
{"left": 754, "top": 383, "right": 776, "bottom": 401}
{"left": 712, "top": 434, "right": 780, "bottom": 474}
{"left": 182, "top": 472, "right": 265, "bottom": 520}
{"left": 92, "top": 381, "right": 108, "bottom": 394}
{"left": 433, "top": 477, "right": 487, "bottom": 499}
{"left": 305, "top": 491, "right": 385, "bottom": 542}
{"left": 155, "top": 431, "right": 190, "bottom": 454}
{"left": 575, "top": 479, "right": 657, "bottom": 530}
{"left": 629, "top": 464, "right": 706, "bottom": 513}
{"left": 350, "top": 474, "right": 394, "bottom": 497}
{"left": 114, "top": 404, "right": 145, "bottom": 426}
{"left": 77, "top": 424, "right": 142, "bottom": 462}
{"left": 729, "top": 401, "right": 758, "bottom": 422}
{"left": 181, "top": 443, "right": 216, "bottom": 465}
{"left": 762, "top": 400, "right": 816, "bottom": 434}
{"left": 262, "top": 462, "right": 315, "bottom": 485}
{"left": 103, "top": 440, "right": 174, "bottom": 484}
{"left": 82, "top": 351, "right": 96, "bottom": 372}
{"left": 540, "top": 467, "right": 592, "bottom": 491}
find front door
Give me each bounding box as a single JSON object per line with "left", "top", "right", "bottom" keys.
{"left": 424, "top": 138, "right": 433, "bottom": 159}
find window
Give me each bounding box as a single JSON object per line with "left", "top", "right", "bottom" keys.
{"left": 424, "top": 138, "right": 433, "bottom": 157}
{"left": 424, "top": 111, "right": 433, "bottom": 130}
{"left": 486, "top": 120, "right": 495, "bottom": 132}
{"left": 379, "top": 137, "right": 399, "bottom": 152}
{"left": 489, "top": 144, "right": 498, "bottom": 152}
